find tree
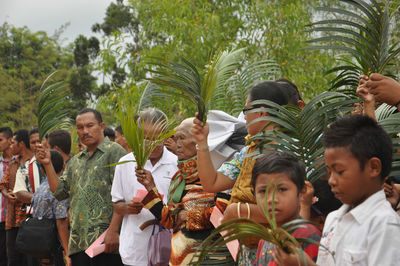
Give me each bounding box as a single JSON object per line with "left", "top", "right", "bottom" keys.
{"left": 0, "top": 23, "right": 73, "bottom": 128}
{"left": 93, "top": 0, "right": 338, "bottom": 105}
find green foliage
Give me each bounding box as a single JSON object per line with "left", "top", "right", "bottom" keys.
{"left": 118, "top": 100, "right": 175, "bottom": 169}
{"left": 93, "top": 0, "right": 338, "bottom": 102}
{"left": 148, "top": 48, "right": 245, "bottom": 122}
{"left": 37, "top": 72, "right": 71, "bottom": 141}
{"left": 0, "top": 23, "right": 73, "bottom": 128}
{"left": 210, "top": 59, "right": 281, "bottom": 116}
{"left": 195, "top": 182, "right": 322, "bottom": 265}
{"left": 305, "top": 0, "right": 400, "bottom": 93}
{"left": 249, "top": 92, "right": 356, "bottom": 183}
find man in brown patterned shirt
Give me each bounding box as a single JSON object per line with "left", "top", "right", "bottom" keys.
{"left": 0, "top": 129, "right": 33, "bottom": 266}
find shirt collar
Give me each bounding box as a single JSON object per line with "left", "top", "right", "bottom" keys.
{"left": 79, "top": 137, "right": 110, "bottom": 158}
{"left": 337, "top": 190, "right": 386, "bottom": 225}
{"left": 29, "top": 156, "right": 36, "bottom": 164}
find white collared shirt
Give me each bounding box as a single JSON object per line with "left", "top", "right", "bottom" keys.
{"left": 317, "top": 190, "right": 400, "bottom": 266}
{"left": 111, "top": 147, "right": 178, "bottom": 266}
{"left": 13, "top": 156, "right": 41, "bottom": 193}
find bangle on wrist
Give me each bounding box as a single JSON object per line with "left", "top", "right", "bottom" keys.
{"left": 196, "top": 144, "right": 209, "bottom": 151}
{"left": 245, "top": 203, "right": 251, "bottom": 219}
{"left": 237, "top": 202, "right": 241, "bottom": 218}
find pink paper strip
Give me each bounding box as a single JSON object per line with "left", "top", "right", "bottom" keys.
{"left": 210, "top": 206, "right": 239, "bottom": 261}
{"left": 85, "top": 229, "right": 108, "bottom": 258}
{"left": 133, "top": 189, "right": 164, "bottom": 201}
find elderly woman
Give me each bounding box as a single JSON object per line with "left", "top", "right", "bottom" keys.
{"left": 136, "top": 118, "right": 229, "bottom": 265}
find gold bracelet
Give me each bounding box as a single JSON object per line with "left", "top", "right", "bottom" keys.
{"left": 245, "top": 203, "right": 251, "bottom": 219}
{"left": 237, "top": 202, "right": 241, "bottom": 218}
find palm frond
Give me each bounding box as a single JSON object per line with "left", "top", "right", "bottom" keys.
{"left": 119, "top": 101, "right": 176, "bottom": 169}
{"left": 38, "top": 72, "right": 71, "bottom": 141}
{"left": 147, "top": 48, "right": 245, "bottom": 122}
{"left": 248, "top": 92, "right": 356, "bottom": 183}
{"left": 194, "top": 182, "right": 325, "bottom": 265}
{"left": 304, "top": 0, "right": 400, "bottom": 92}
{"left": 211, "top": 59, "right": 281, "bottom": 116}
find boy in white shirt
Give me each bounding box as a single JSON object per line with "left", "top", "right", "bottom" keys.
{"left": 273, "top": 115, "right": 400, "bottom": 266}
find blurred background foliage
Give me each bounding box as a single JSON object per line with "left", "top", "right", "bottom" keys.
{"left": 0, "top": 0, "right": 399, "bottom": 129}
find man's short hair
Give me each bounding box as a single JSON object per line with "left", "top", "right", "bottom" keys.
{"left": 104, "top": 126, "right": 115, "bottom": 140}
{"left": 77, "top": 108, "right": 103, "bottom": 123}
{"left": 0, "top": 127, "right": 13, "bottom": 138}
{"left": 14, "top": 129, "right": 30, "bottom": 149}
{"left": 29, "top": 127, "right": 38, "bottom": 137}
{"left": 323, "top": 114, "right": 393, "bottom": 179}
{"left": 48, "top": 130, "right": 71, "bottom": 155}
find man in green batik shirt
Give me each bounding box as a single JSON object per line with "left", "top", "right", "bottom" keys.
{"left": 37, "top": 108, "right": 127, "bottom": 266}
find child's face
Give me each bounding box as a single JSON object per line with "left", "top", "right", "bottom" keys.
{"left": 325, "top": 147, "right": 374, "bottom": 207}
{"left": 254, "top": 172, "right": 301, "bottom": 226}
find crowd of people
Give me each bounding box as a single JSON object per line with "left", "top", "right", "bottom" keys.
{"left": 0, "top": 73, "right": 399, "bottom": 266}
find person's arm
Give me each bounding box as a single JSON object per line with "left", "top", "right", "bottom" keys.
{"left": 56, "top": 218, "right": 71, "bottom": 266}
{"left": 367, "top": 73, "right": 400, "bottom": 110}
{"left": 191, "top": 115, "right": 235, "bottom": 192}
{"left": 36, "top": 144, "right": 60, "bottom": 192}
{"left": 299, "top": 181, "right": 314, "bottom": 221}
{"left": 16, "top": 191, "right": 33, "bottom": 204}
{"left": 222, "top": 202, "right": 268, "bottom": 224}
{"left": 104, "top": 206, "right": 124, "bottom": 253}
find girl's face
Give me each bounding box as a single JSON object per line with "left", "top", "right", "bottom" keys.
{"left": 254, "top": 172, "right": 302, "bottom": 226}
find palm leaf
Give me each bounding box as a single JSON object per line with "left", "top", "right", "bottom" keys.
{"left": 118, "top": 101, "right": 176, "bottom": 169}
{"left": 211, "top": 59, "right": 281, "bottom": 116}
{"left": 147, "top": 48, "right": 245, "bottom": 122}
{"left": 38, "top": 72, "right": 71, "bottom": 141}
{"left": 194, "top": 181, "right": 327, "bottom": 265}
{"left": 304, "top": 0, "right": 400, "bottom": 92}
{"left": 247, "top": 92, "right": 356, "bottom": 183}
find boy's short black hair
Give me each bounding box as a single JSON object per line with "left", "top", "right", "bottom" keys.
{"left": 104, "top": 126, "right": 115, "bottom": 140}
{"left": 14, "top": 129, "right": 30, "bottom": 149}
{"left": 251, "top": 151, "right": 306, "bottom": 193}
{"left": 29, "top": 127, "right": 38, "bottom": 137}
{"left": 77, "top": 108, "right": 103, "bottom": 123}
{"left": 43, "top": 150, "right": 64, "bottom": 175}
{"left": 0, "top": 127, "right": 13, "bottom": 138}
{"left": 322, "top": 114, "right": 393, "bottom": 179}
{"left": 48, "top": 130, "right": 71, "bottom": 155}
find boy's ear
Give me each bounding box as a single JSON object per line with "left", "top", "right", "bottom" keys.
{"left": 366, "top": 157, "right": 382, "bottom": 179}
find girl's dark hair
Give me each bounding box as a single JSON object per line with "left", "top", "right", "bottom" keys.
{"left": 323, "top": 115, "right": 392, "bottom": 179}
{"left": 251, "top": 151, "right": 306, "bottom": 193}
{"left": 42, "top": 150, "right": 64, "bottom": 175}
{"left": 248, "top": 81, "right": 290, "bottom": 107}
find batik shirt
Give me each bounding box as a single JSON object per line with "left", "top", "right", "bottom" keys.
{"left": 32, "top": 178, "right": 69, "bottom": 219}
{"left": 52, "top": 138, "right": 127, "bottom": 256}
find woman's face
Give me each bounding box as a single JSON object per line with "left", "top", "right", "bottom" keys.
{"left": 244, "top": 95, "right": 269, "bottom": 136}
{"left": 175, "top": 126, "right": 196, "bottom": 161}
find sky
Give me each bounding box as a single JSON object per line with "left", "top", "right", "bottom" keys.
{"left": 0, "top": 0, "right": 114, "bottom": 44}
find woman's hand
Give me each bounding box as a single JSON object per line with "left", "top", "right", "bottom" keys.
{"left": 367, "top": 73, "right": 400, "bottom": 107}
{"left": 135, "top": 168, "right": 156, "bottom": 191}
{"left": 191, "top": 112, "right": 210, "bottom": 146}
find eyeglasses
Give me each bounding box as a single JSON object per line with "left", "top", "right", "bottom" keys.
{"left": 242, "top": 106, "right": 256, "bottom": 115}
